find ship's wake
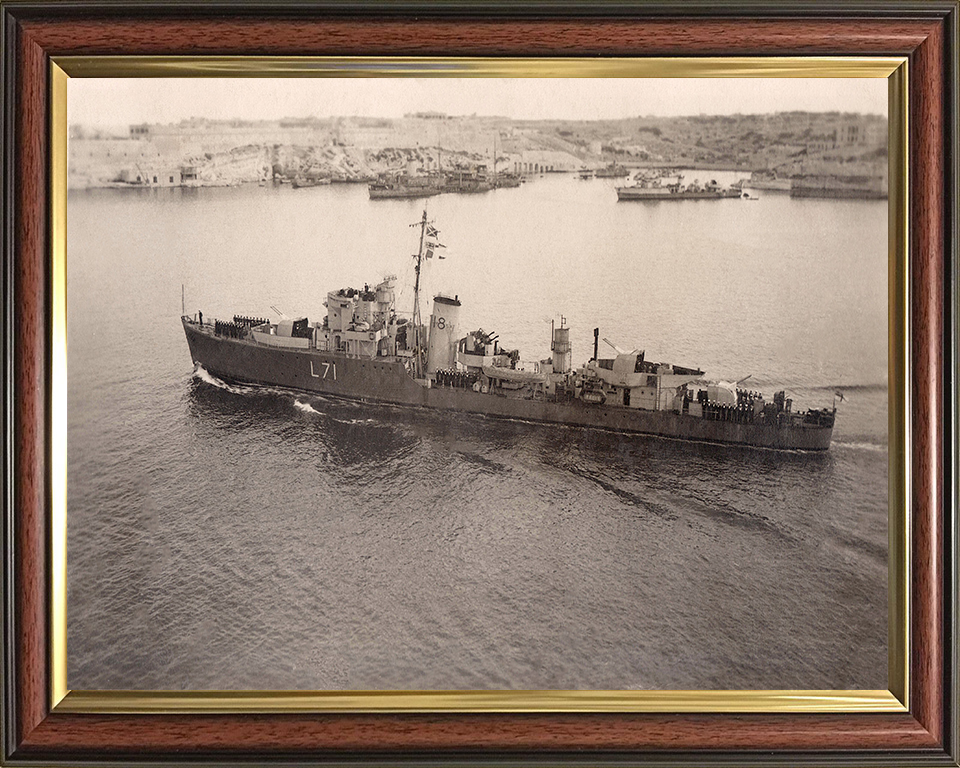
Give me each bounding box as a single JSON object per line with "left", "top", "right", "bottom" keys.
{"left": 832, "top": 440, "right": 888, "bottom": 453}
{"left": 816, "top": 382, "right": 888, "bottom": 394}
{"left": 732, "top": 380, "right": 888, "bottom": 397}
{"left": 192, "top": 364, "right": 257, "bottom": 395}
{"left": 294, "top": 399, "right": 378, "bottom": 425}
{"left": 193, "top": 364, "right": 327, "bottom": 402}
{"left": 193, "top": 365, "right": 382, "bottom": 426}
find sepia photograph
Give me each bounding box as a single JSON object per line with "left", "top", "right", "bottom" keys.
{"left": 65, "top": 75, "right": 890, "bottom": 693}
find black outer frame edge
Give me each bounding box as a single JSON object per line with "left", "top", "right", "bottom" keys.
{"left": 0, "top": 0, "right": 957, "bottom": 19}
{"left": 42, "top": 2, "right": 52, "bottom": 731}
{"left": 946, "top": 5, "right": 960, "bottom": 765}
{"left": 3, "top": 748, "right": 960, "bottom": 768}
{"left": 1, "top": 5, "right": 19, "bottom": 767}
{"left": 944, "top": 2, "right": 960, "bottom": 765}
{"left": 0, "top": 0, "right": 956, "bottom": 766}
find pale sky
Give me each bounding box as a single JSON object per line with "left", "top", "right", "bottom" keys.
{"left": 69, "top": 77, "right": 887, "bottom": 127}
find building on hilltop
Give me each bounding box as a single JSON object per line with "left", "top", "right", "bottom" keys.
{"left": 806, "top": 118, "right": 888, "bottom": 153}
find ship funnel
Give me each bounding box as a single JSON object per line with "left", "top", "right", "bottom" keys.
{"left": 427, "top": 294, "right": 461, "bottom": 374}
{"left": 552, "top": 322, "right": 572, "bottom": 374}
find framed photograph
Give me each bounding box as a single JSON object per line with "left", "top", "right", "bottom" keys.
{"left": 2, "top": 2, "right": 956, "bottom": 766}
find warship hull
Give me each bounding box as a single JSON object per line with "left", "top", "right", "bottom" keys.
{"left": 368, "top": 187, "right": 441, "bottom": 199}
{"left": 789, "top": 175, "right": 888, "bottom": 200}
{"left": 617, "top": 187, "right": 743, "bottom": 201}
{"left": 789, "top": 185, "right": 888, "bottom": 200}
{"left": 183, "top": 318, "right": 834, "bottom": 451}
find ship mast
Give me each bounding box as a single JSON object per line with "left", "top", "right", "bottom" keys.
{"left": 411, "top": 209, "right": 429, "bottom": 379}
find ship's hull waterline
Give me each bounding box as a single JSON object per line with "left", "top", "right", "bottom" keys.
{"left": 616, "top": 188, "right": 744, "bottom": 202}
{"left": 183, "top": 319, "right": 833, "bottom": 451}
{"left": 368, "top": 187, "right": 441, "bottom": 199}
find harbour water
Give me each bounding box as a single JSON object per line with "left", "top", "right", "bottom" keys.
{"left": 67, "top": 174, "right": 889, "bottom": 691}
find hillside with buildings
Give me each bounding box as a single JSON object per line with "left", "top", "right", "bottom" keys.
{"left": 68, "top": 111, "right": 887, "bottom": 190}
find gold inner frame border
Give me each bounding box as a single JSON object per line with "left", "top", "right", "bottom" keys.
{"left": 48, "top": 55, "right": 909, "bottom": 715}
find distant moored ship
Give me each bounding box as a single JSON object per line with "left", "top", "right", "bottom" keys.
{"left": 617, "top": 177, "right": 746, "bottom": 201}
{"left": 368, "top": 173, "right": 441, "bottom": 199}
{"left": 789, "top": 174, "right": 888, "bottom": 200}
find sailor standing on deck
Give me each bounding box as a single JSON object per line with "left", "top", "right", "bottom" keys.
{"left": 199, "top": 310, "right": 203, "bottom": 325}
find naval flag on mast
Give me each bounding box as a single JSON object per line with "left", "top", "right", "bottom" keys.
{"left": 424, "top": 225, "right": 447, "bottom": 259}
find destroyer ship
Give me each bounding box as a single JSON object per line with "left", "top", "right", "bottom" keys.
{"left": 182, "top": 212, "right": 836, "bottom": 450}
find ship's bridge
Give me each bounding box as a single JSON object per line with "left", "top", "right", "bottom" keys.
{"left": 313, "top": 276, "right": 401, "bottom": 358}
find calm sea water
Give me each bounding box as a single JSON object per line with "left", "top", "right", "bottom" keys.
{"left": 67, "top": 174, "right": 888, "bottom": 691}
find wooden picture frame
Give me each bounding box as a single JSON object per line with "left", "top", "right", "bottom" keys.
{"left": 2, "top": 1, "right": 957, "bottom": 765}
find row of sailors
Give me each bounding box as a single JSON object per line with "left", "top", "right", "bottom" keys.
{"left": 736, "top": 388, "right": 764, "bottom": 405}
{"left": 434, "top": 368, "right": 480, "bottom": 389}
{"left": 703, "top": 399, "right": 806, "bottom": 427}
{"left": 214, "top": 320, "right": 245, "bottom": 339}
{"left": 702, "top": 401, "right": 759, "bottom": 424}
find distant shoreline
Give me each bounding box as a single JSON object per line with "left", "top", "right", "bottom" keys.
{"left": 67, "top": 112, "right": 888, "bottom": 192}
